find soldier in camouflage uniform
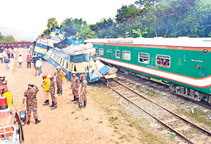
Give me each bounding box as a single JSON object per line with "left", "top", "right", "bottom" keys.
{"left": 0, "top": 75, "right": 7, "bottom": 86}
{"left": 71, "top": 71, "right": 80, "bottom": 103}
{"left": 23, "top": 84, "right": 41, "bottom": 125}
{"left": 55, "top": 66, "right": 64, "bottom": 96}
{"left": 78, "top": 74, "right": 87, "bottom": 110}
{"left": 49, "top": 75, "right": 57, "bottom": 110}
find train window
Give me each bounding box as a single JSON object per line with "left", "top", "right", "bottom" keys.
{"left": 62, "top": 60, "right": 65, "bottom": 66}
{"left": 116, "top": 50, "right": 120, "bottom": 58}
{"left": 66, "top": 62, "right": 69, "bottom": 69}
{"left": 95, "top": 48, "right": 98, "bottom": 56}
{"left": 138, "top": 52, "right": 149, "bottom": 64}
{"left": 99, "top": 48, "right": 104, "bottom": 55}
{"left": 156, "top": 55, "right": 170, "bottom": 68}
{"left": 123, "top": 51, "right": 131, "bottom": 60}
{"left": 60, "top": 57, "right": 63, "bottom": 64}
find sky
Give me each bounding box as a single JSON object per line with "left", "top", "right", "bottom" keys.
{"left": 0, "top": 0, "right": 137, "bottom": 41}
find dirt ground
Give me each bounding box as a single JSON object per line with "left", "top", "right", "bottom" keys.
{"left": 1, "top": 48, "right": 168, "bottom": 144}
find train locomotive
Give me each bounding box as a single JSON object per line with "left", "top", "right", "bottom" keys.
{"left": 44, "top": 43, "right": 110, "bottom": 82}
{"left": 33, "top": 28, "right": 110, "bottom": 82}
{"left": 85, "top": 37, "right": 211, "bottom": 105}
{"left": 33, "top": 28, "right": 82, "bottom": 58}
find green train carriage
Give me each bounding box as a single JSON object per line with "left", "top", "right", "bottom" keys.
{"left": 85, "top": 38, "right": 211, "bottom": 104}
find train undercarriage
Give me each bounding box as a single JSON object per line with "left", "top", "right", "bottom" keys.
{"left": 169, "top": 84, "right": 211, "bottom": 105}
{"left": 118, "top": 67, "right": 211, "bottom": 105}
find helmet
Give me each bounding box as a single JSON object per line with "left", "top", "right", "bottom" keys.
{"left": 80, "top": 74, "right": 86, "bottom": 80}
{"left": 0, "top": 74, "right": 5, "bottom": 78}
{"left": 0, "top": 85, "right": 8, "bottom": 94}
{"left": 56, "top": 66, "right": 61, "bottom": 69}
{"left": 48, "top": 74, "right": 54, "bottom": 80}
{"left": 0, "top": 75, "right": 5, "bottom": 80}
{"left": 41, "top": 73, "right": 47, "bottom": 79}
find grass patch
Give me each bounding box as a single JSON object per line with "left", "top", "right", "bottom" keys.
{"left": 177, "top": 109, "right": 211, "bottom": 127}
{"left": 89, "top": 85, "right": 169, "bottom": 144}
{"left": 109, "top": 116, "right": 118, "bottom": 123}
{"left": 119, "top": 134, "right": 127, "bottom": 140}
{"left": 98, "top": 121, "right": 103, "bottom": 124}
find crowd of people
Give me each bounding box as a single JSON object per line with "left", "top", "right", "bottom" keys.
{"left": 0, "top": 48, "right": 15, "bottom": 70}
{"left": 0, "top": 49, "right": 88, "bottom": 125}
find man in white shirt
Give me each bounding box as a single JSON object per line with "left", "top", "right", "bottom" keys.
{"left": 18, "top": 54, "right": 23, "bottom": 68}
{"left": 35, "top": 58, "right": 42, "bottom": 76}
{"left": 0, "top": 52, "right": 3, "bottom": 64}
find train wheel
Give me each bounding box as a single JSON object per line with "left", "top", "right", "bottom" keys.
{"left": 209, "top": 96, "right": 211, "bottom": 105}
{"left": 194, "top": 91, "right": 202, "bottom": 101}
{"left": 169, "top": 84, "right": 176, "bottom": 93}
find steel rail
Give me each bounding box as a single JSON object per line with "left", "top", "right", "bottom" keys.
{"left": 118, "top": 72, "right": 211, "bottom": 110}
{"left": 108, "top": 84, "right": 194, "bottom": 144}
{"left": 114, "top": 79, "right": 211, "bottom": 137}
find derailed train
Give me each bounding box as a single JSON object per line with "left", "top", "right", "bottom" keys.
{"left": 33, "top": 28, "right": 110, "bottom": 82}
{"left": 85, "top": 37, "right": 211, "bottom": 104}
{"left": 44, "top": 43, "right": 109, "bottom": 82}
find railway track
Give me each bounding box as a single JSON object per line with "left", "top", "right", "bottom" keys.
{"left": 117, "top": 71, "right": 211, "bottom": 110}
{"left": 108, "top": 79, "right": 211, "bottom": 144}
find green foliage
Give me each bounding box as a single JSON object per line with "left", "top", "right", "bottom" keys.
{"left": 47, "top": 17, "right": 59, "bottom": 29}
{"left": 76, "top": 26, "right": 96, "bottom": 41}
{"left": 43, "top": 17, "right": 59, "bottom": 36}
{"left": 89, "top": 18, "right": 119, "bottom": 38}
{"left": 0, "top": 32, "right": 15, "bottom": 43}
{"left": 132, "top": 27, "right": 148, "bottom": 37}
{"left": 43, "top": 0, "right": 211, "bottom": 39}
{"left": 60, "top": 18, "right": 87, "bottom": 37}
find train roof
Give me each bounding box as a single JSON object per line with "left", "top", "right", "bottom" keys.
{"left": 54, "top": 43, "right": 95, "bottom": 56}
{"left": 85, "top": 37, "right": 211, "bottom": 48}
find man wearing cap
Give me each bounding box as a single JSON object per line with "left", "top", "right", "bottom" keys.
{"left": 55, "top": 66, "right": 65, "bottom": 95}
{"left": 71, "top": 71, "right": 80, "bottom": 103}
{"left": 41, "top": 74, "right": 50, "bottom": 106}
{"left": 78, "top": 74, "right": 88, "bottom": 110}
{"left": 49, "top": 74, "right": 57, "bottom": 110}
{"left": 23, "top": 84, "right": 41, "bottom": 125}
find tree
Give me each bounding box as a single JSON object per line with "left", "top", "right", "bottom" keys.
{"left": 47, "top": 17, "right": 59, "bottom": 29}
{"left": 116, "top": 5, "right": 142, "bottom": 23}
{"left": 132, "top": 27, "right": 148, "bottom": 37}
{"left": 43, "top": 17, "right": 59, "bottom": 36}
{"left": 0, "top": 34, "right": 15, "bottom": 43}
{"left": 60, "top": 18, "right": 87, "bottom": 36}
{"left": 76, "top": 26, "right": 96, "bottom": 41}
{"left": 89, "top": 18, "right": 119, "bottom": 38}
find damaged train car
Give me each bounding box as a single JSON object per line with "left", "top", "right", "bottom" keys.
{"left": 44, "top": 43, "right": 110, "bottom": 82}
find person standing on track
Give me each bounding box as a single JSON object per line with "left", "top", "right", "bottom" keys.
{"left": 55, "top": 66, "right": 65, "bottom": 96}
{"left": 71, "top": 71, "right": 80, "bottom": 103}
{"left": 78, "top": 74, "right": 88, "bottom": 110}
{"left": 49, "top": 74, "right": 57, "bottom": 110}
{"left": 41, "top": 74, "right": 50, "bottom": 106}
{"left": 23, "top": 84, "right": 41, "bottom": 125}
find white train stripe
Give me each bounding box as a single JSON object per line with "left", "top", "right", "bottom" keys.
{"left": 98, "top": 57, "right": 211, "bottom": 88}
